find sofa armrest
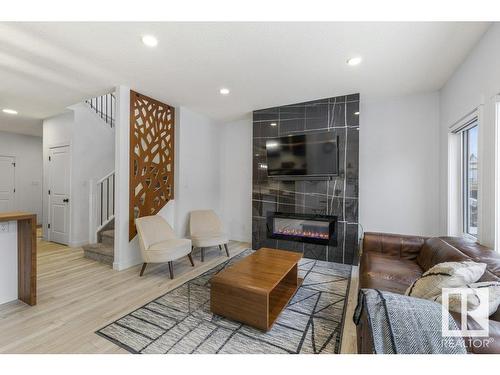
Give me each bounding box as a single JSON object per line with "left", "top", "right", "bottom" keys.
{"left": 362, "top": 232, "right": 428, "bottom": 260}
{"left": 356, "top": 305, "right": 375, "bottom": 353}
{"left": 467, "top": 319, "right": 500, "bottom": 354}
{"left": 449, "top": 312, "right": 500, "bottom": 354}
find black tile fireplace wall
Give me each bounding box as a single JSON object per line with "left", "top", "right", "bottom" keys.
{"left": 252, "top": 94, "right": 360, "bottom": 265}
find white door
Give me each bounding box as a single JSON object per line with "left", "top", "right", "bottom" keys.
{"left": 0, "top": 156, "right": 15, "bottom": 212}
{"left": 48, "top": 146, "right": 70, "bottom": 245}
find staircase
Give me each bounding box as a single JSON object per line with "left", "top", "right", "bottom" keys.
{"left": 83, "top": 170, "right": 115, "bottom": 266}
{"left": 82, "top": 91, "right": 116, "bottom": 266}
{"left": 83, "top": 223, "right": 114, "bottom": 266}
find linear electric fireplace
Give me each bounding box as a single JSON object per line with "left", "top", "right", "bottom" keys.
{"left": 267, "top": 212, "right": 337, "bottom": 246}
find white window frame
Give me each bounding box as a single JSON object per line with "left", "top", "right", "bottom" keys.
{"left": 448, "top": 109, "right": 480, "bottom": 241}
{"left": 460, "top": 121, "right": 479, "bottom": 240}
{"left": 495, "top": 98, "right": 500, "bottom": 252}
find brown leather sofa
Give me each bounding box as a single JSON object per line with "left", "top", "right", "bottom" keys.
{"left": 357, "top": 232, "right": 500, "bottom": 354}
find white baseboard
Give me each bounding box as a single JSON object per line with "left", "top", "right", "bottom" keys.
{"left": 229, "top": 236, "right": 251, "bottom": 244}
{"left": 113, "top": 256, "right": 142, "bottom": 271}
{"left": 69, "top": 240, "right": 88, "bottom": 248}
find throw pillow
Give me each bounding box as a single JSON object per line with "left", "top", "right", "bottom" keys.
{"left": 405, "top": 261, "right": 487, "bottom": 300}
{"left": 435, "top": 281, "right": 500, "bottom": 316}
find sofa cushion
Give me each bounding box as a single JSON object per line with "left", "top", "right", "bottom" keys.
{"left": 190, "top": 232, "right": 228, "bottom": 247}
{"left": 363, "top": 232, "right": 427, "bottom": 260}
{"left": 439, "top": 237, "right": 500, "bottom": 282}
{"left": 417, "top": 237, "right": 500, "bottom": 282}
{"left": 360, "top": 252, "right": 423, "bottom": 294}
{"left": 417, "top": 237, "right": 470, "bottom": 272}
{"left": 146, "top": 238, "right": 192, "bottom": 263}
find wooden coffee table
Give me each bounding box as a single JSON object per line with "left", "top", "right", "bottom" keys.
{"left": 210, "top": 248, "right": 302, "bottom": 331}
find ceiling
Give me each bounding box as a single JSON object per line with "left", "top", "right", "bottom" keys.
{"left": 0, "top": 22, "right": 491, "bottom": 136}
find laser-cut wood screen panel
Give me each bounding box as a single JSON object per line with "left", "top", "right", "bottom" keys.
{"left": 129, "top": 90, "right": 175, "bottom": 240}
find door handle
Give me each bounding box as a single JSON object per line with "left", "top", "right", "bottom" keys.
{"left": 63, "top": 198, "right": 69, "bottom": 203}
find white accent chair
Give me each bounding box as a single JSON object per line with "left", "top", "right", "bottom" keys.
{"left": 189, "top": 210, "right": 230, "bottom": 262}
{"left": 135, "top": 215, "right": 194, "bottom": 279}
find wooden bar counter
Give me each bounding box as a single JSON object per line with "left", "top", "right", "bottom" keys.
{"left": 0, "top": 212, "right": 37, "bottom": 306}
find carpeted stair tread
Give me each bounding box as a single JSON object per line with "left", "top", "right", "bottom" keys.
{"left": 83, "top": 243, "right": 114, "bottom": 256}
{"left": 100, "top": 229, "right": 114, "bottom": 247}
{"left": 101, "top": 229, "right": 115, "bottom": 239}
{"left": 83, "top": 243, "right": 114, "bottom": 266}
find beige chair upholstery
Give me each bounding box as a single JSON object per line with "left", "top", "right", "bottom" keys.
{"left": 189, "top": 210, "right": 229, "bottom": 262}
{"left": 135, "top": 215, "right": 193, "bottom": 279}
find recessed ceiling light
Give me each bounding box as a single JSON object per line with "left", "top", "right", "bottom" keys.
{"left": 346, "top": 57, "right": 362, "bottom": 66}
{"left": 142, "top": 35, "right": 158, "bottom": 47}
{"left": 270, "top": 122, "right": 277, "bottom": 127}
{"left": 2, "top": 109, "right": 17, "bottom": 115}
{"left": 219, "top": 88, "right": 230, "bottom": 95}
{"left": 354, "top": 112, "right": 360, "bottom": 115}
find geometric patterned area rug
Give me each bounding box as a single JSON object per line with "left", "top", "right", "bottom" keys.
{"left": 96, "top": 249, "right": 352, "bottom": 354}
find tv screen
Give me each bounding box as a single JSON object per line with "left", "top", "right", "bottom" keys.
{"left": 266, "top": 132, "right": 339, "bottom": 177}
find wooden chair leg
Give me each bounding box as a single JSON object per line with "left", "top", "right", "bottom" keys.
{"left": 168, "top": 261, "right": 174, "bottom": 279}
{"left": 201, "top": 248, "right": 205, "bottom": 262}
{"left": 224, "top": 243, "right": 230, "bottom": 257}
{"left": 140, "top": 263, "right": 147, "bottom": 276}
{"left": 188, "top": 252, "right": 194, "bottom": 267}
{"left": 218, "top": 245, "right": 222, "bottom": 252}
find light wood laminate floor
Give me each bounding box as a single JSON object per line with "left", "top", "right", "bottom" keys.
{"left": 0, "top": 237, "right": 358, "bottom": 353}
{"left": 340, "top": 265, "right": 359, "bottom": 354}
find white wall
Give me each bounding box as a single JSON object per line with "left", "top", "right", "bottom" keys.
{"left": 113, "top": 86, "right": 134, "bottom": 269}
{"left": 439, "top": 23, "right": 499, "bottom": 249}
{"left": 219, "top": 118, "right": 252, "bottom": 242}
{"left": 0, "top": 131, "right": 43, "bottom": 223}
{"left": 43, "top": 105, "right": 115, "bottom": 246}
{"left": 175, "top": 107, "right": 223, "bottom": 237}
{"left": 359, "top": 92, "right": 441, "bottom": 237}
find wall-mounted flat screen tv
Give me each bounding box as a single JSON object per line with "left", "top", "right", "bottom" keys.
{"left": 266, "top": 131, "right": 339, "bottom": 178}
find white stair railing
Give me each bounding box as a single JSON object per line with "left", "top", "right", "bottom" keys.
{"left": 89, "top": 171, "right": 115, "bottom": 243}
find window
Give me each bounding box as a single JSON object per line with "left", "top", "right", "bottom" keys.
{"left": 462, "top": 123, "right": 479, "bottom": 238}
